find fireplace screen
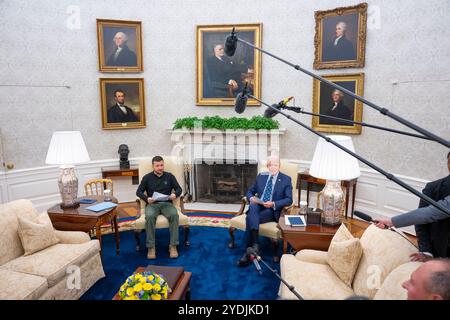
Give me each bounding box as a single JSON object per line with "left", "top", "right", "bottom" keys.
{"left": 193, "top": 160, "right": 257, "bottom": 203}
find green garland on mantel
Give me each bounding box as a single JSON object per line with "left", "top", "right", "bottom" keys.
{"left": 173, "top": 116, "right": 279, "bottom": 130}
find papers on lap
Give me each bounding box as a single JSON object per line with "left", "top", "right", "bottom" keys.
{"left": 85, "top": 202, "right": 118, "bottom": 212}
{"left": 252, "top": 197, "right": 264, "bottom": 204}
{"left": 152, "top": 191, "right": 170, "bottom": 201}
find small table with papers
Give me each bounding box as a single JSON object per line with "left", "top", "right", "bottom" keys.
{"left": 47, "top": 195, "right": 120, "bottom": 255}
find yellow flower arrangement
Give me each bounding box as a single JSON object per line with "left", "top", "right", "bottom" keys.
{"left": 119, "top": 271, "right": 171, "bottom": 300}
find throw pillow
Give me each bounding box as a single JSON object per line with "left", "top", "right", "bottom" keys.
{"left": 327, "top": 223, "right": 363, "bottom": 287}
{"left": 17, "top": 215, "right": 60, "bottom": 256}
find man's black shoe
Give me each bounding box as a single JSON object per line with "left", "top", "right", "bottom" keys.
{"left": 237, "top": 252, "right": 251, "bottom": 267}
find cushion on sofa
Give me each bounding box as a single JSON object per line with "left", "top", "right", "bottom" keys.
{"left": 279, "top": 254, "right": 354, "bottom": 300}
{"left": 295, "top": 249, "right": 328, "bottom": 265}
{"left": 0, "top": 269, "right": 48, "bottom": 300}
{"left": 327, "top": 224, "right": 363, "bottom": 287}
{"left": 0, "top": 199, "right": 39, "bottom": 265}
{"left": 352, "top": 225, "right": 418, "bottom": 298}
{"left": 374, "top": 261, "right": 422, "bottom": 300}
{"left": 18, "top": 215, "right": 60, "bottom": 256}
{"left": 0, "top": 240, "right": 100, "bottom": 287}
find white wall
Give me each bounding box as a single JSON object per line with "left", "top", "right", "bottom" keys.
{"left": 1, "top": 0, "right": 449, "bottom": 209}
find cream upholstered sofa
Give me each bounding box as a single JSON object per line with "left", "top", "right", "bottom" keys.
{"left": 133, "top": 156, "right": 190, "bottom": 251}
{"left": 279, "top": 224, "right": 421, "bottom": 300}
{"left": 0, "top": 199, "right": 105, "bottom": 300}
{"left": 228, "top": 159, "right": 298, "bottom": 260}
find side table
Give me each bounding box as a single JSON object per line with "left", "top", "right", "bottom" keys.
{"left": 47, "top": 195, "right": 120, "bottom": 255}
{"left": 102, "top": 167, "right": 139, "bottom": 185}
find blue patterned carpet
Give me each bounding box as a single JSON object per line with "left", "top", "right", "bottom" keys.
{"left": 80, "top": 226, "right": 282, "bottom": 300}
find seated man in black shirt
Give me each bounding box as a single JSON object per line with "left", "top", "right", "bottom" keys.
{"left": 136, "top": 156, "right": 182, "bottom": 259}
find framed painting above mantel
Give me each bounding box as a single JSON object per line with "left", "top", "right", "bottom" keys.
{"left": 196, "top": 23, "right": 262, "bottom": 106}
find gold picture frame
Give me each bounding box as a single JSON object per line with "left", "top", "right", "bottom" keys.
{"left": 313, "top": 3, "right": 367, "bottom": 69}
{"left": 97, "top": 19, "right": 143, "bottom": 72}
{"left": 196, "top": 23, "right": 262, "bottom": 106}
{"left": 312, "top": 73, "right": 364, "bottom": 134}
{"left": 100, "top": 78, "right": 146, "bottom": 130}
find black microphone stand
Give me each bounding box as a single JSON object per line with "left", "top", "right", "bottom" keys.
{"left": 248, "top": 93, "right": 450, "bottom": 216}
{"left": 280, "top": 105, "right": 433, "bottom": 141}
{"left": 253, "top": 253, "right": 303, "bottom": 300}
{"left": 228, "top": 32, "right": 450, "bottom": 149}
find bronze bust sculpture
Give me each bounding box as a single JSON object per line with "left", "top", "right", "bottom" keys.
{"left": 118, "top": 144, "right": 130, "bottom": 169}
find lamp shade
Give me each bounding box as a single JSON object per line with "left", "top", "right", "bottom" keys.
{"left": 309, "top": 135, "right": 360, "bottom": 181}
{"left": 45, "top": 131, "right": 90, "bottom": 165}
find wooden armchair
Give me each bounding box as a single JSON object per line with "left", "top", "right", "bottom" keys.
{"left": 228, "top": 197, "right": 291, "bottom": 262}
{"left": 84, "top": 178, "right": 115, "bottom": 233}
{"left": 84, "top": 179, "right": 113, "bottom": 196}
{"left": 228, "top": 159, "right": 299, "bottom": 262}
{"left": 133, "top": 156, "right": 190, "bottom": 251}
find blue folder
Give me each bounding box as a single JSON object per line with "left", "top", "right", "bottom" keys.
{"left": 287, "top": 216, "right": 306, "bottom": 227}
{"left": 85, "top": 202, "right": 117, "bottom": 212}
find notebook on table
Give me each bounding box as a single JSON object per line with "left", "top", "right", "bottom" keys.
{"left": 285, "top": 215, "right": 307, "bottom": 227}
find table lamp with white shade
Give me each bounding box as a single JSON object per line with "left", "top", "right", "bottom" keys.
{"left": 45, "top": 131, "right": 90, "bottom": 208}
{"left": 309, "top": 135, "right": 360, "bottom": 226}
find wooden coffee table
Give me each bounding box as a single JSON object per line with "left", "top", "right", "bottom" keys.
{"left": 47, "top": 195, "right": 120, "bottom": 255}
{"left": 112, "top": 266, "right": 192, "bottom": 300}
{"left": 278, "top": 208, "right": 368, "bottom": 253}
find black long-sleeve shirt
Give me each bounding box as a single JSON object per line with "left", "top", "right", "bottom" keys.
{"left": 136, "top": 171, "right": 182, "bottom": 204}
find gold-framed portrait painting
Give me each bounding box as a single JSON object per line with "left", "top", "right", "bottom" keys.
{"left": 97, "top": 19, "right": 143, "bottom": 72}
{"left": 100, "top": 78, "right": 146, "bottom": 130}
{"left": 312, "top": 73, "right": 364, "bottom": 134}
{"left": 196, "top": 23, "right": 262, "bottom": 106}
{"left": 313, "top": 3, "right": 367, "bottom": 69}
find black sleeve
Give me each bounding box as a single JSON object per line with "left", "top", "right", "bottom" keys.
{"left": 416, "top": 182, "right": 436, "bottom": 253}
{"left": 415, "top": 223, "right": 433, "bottom": 253}
{"left": 136, "top": 174, "right": 149, "bottom": 203}
{"left": 418, "top": 182, "right": 436, "bottom": 208}
{"left": 171, "top": 174, "right": 182, "bottom": 198}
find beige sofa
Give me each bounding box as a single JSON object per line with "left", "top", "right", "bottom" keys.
{"left": 0, "top": 199, "right": 105, "bottom": 300}
{"left": 279, "top": 224, "right": 421, "bottom": 300}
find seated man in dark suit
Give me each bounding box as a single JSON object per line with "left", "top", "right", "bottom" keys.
{"left": 237, "top": 156, "right": 293, "bottom": 267}
{"left": 107, "top": 89, "right": 139, "bottom": 123}
{"left": 413, "top": 152, "right": 450, "bottom": 261}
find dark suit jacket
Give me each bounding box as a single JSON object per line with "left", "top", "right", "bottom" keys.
{"left": 246, "top": 172, "right": 293, "bottom": 222}
{"left": 205, "top": 56, "right": 239, "bottom": 97}
{"left": 319, "top": 101, "right": 354, "bottom": 126}
{"left": 323, "top": 36, "right": 356, "bottom": 62}
{"left": 415, "top": 175, "right": 450, "bottom": 257}
{"left": 107, "top": 104, "right": 139, "bottom": 123}
{"left": 106, "top": 45, "right": 137, "bottom": 67}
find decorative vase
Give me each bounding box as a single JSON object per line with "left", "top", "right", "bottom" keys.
{"left": 319, "top": 180, "right": 344, "bottom": 226}
{"left": 58, "top": 165, "right": 79, "bottom": 208}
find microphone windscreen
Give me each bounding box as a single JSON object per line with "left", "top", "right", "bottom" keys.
{"left": 234, "top": 92, "right": 247, "bottom": 114}
{"left": 224, "top": 34, "right": 237, "bottom": 57}
{"left": 263, "top": 105, "right": 279, "bottom": 118}
{"left": 353, "top": 210, "right": 373, "bottom": 222}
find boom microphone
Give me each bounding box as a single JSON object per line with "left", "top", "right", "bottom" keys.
{"left": 234, "top": 82, "right": 249, "bottom": 114}
{"left": 224, "top": 27, "right": 238, "bottom": 57}
{"left": 263, "top": 104, "right": 279, "bottom": 118}
{"left": 353, "top": 210, "right": 418, "bottom": 249}
{"left": 246, "top": 247, "right": 262, "bottom": 275}
{"left": 353, "top": 210, "right": 374, "bottom": 222}
{"left": 263, "top": 96, "right": 295, "bottom": 118}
